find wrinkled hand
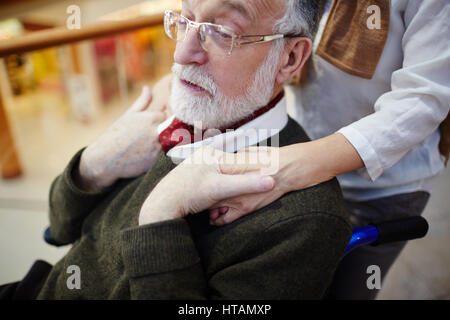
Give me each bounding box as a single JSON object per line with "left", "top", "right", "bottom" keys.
{"left": 138, "top": 146, "right": 275, "bottom": 225}
{"left": 76, "top": 86, "right": 165, "bottom": 192}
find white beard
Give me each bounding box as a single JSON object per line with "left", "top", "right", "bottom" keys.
{"left": 170, "top": 41, "right": 284, "bottom": 129}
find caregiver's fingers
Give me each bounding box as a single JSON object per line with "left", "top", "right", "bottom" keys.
{"left": 210, "top": 174, "right": 275, "bottom": 200}
{"left": 209, "top": 207, "right": 245, "bottom": 226}
{"left": 208, "top": 207, "right": 229, "bottom": 221}
{"left": 218, "top": 146, "right": 279, "bottom": 175}
{"left": 209, "top": 188, "right": 285, "bottom": 226}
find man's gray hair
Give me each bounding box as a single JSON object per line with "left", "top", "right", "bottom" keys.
{"left": 273, "top": 0, "right": 319, "bottom": 39}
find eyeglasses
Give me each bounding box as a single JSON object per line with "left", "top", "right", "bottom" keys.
{"left": 164, "top": 10, "right": 302, "bottom": 56}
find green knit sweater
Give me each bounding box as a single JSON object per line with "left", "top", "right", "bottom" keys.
{"left": 36, "top": 117, "right": 351, "bottom": 299}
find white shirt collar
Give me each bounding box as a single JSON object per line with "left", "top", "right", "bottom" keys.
{"left": 158, "top": 96, "right": 288, "bottom": 163}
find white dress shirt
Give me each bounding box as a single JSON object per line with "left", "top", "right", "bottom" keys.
{"left": 158, "top": 96, "right": 288, "bottom": 164}
{"left": 287, "top": 0, "right": 450, "bottom": 201}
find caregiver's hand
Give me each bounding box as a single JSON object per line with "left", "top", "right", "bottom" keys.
{"left": 209, "top": 133, "right": 364, "bottom": 226}
{"left": 208, "top": 145, "right": 300, "bottom": 226}
{"left": 74, "top": 86, "right": 165, "bottom": 193}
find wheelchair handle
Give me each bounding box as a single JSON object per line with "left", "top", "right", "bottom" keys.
{"left": 371, "top": 216, "right": 429, "bottom": 246}
{"left": 44, "top": 227, "right": 65, "bottom": 247}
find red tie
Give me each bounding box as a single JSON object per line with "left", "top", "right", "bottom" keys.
{"left": 159, "top": 91, "right": 284, "bottom": 153}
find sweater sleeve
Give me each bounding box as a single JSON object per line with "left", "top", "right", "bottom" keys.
{"left": 120, "top": 219, "right": 208, "bottom": 299}
{"left": 120, "top": 212, "right": 351, "bottom": 300}
{"left": 48, "top": 147, "right": 117, "bottom": 245}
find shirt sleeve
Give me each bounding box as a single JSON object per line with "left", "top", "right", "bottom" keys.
{"left": 120, "top": 212, "right": 351, "bottom": 299}
{"left": 338, "top": 0, "right": 450, "bottom": 181}
{"left": 48, "top": 147, "right": 117, "bottom": 245}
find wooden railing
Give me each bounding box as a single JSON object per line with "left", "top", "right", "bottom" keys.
{"left": 0, "top": 13, "right": 164, "bottom": 178}
{"left": 0, "top": 13, "right": 164, "bottom": 57}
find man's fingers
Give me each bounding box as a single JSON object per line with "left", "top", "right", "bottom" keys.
{"left": 149, "top": 111, "right": 167, "bottom": 124}
{"left": 211, "top": 174, "right": 274, "bottom": 200}
{"left": 127, "top": 86, "right": 153, "bottom": 113}
{"left": 147, "top": 73, "right": 173, "bottom": 114}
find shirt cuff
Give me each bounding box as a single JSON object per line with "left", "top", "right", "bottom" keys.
{"left": 120, "top": 218, "right": 200, "bottom": 278}
{"left": 337, "top": 126, "right": 383, "bottom": 181}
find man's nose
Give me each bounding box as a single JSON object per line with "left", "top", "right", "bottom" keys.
{"left": 174, "top": 27, "right": 208, "bottom": 66}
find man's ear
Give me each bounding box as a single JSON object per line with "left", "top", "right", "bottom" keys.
{"left": 275, "top": 37, "right": 313, "bottom": 85}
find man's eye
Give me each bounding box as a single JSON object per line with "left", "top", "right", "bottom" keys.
{"left": 217, "top": 31, "right": 232, "bottom": 39}
{"left": 177, "top": 19, "right": 187, "bottom": 28}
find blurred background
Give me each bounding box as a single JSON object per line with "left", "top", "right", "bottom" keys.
{"left": 0, "top": 0, "right": 448, "bottom": 300}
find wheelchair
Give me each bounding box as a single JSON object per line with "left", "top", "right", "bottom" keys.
{"left": 342, "top": 215, "right": 428, "bottom": 257}
{"left": 43, "top": 216, "right": 428, "bottom": 299}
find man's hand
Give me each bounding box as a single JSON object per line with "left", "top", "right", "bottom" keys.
{"left": 147, "top": 73, "right": 173, "bottom": 119}
{"left": 75, "top": 86, "right": 165, "bottom": 193}
{"left": 138, "top": 146, "right": 275, "bottom": 225}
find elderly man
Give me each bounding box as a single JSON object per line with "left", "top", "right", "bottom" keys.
{"left": 1, "top": 0, "right": 351, "bottom": 300}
